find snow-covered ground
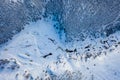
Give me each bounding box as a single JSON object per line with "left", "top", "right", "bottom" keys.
{"left": 0, "top": 19, "right": 120, "bottom": 80}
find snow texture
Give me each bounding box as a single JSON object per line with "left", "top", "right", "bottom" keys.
{"left": 0, "top": 19, "right": 120, "bottom": 80}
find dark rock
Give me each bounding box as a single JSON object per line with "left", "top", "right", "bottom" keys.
{"left": 43, "top": 53, "right": 53, "bottom": 58}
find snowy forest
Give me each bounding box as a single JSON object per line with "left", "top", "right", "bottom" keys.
{"left": 0, "top": 0, "right": 120, "bottom": 80}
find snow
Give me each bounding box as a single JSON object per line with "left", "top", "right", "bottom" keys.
{"left": 9, "top": 0, "right": 23, "bottom": 3}
{"left": 0, "top": 18, "right": 120, "bottom": 80}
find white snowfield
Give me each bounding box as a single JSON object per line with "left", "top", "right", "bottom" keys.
{"left": 0, "top": 19, "right": 120, "bottom": 80}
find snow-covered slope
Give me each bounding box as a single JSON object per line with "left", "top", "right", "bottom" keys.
{"left": 0, "top": 19, "right": 120, "bottom": 80}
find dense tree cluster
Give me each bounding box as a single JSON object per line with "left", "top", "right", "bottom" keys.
{"left": 0, "top": 0, "right": 47, "bottom": 44}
